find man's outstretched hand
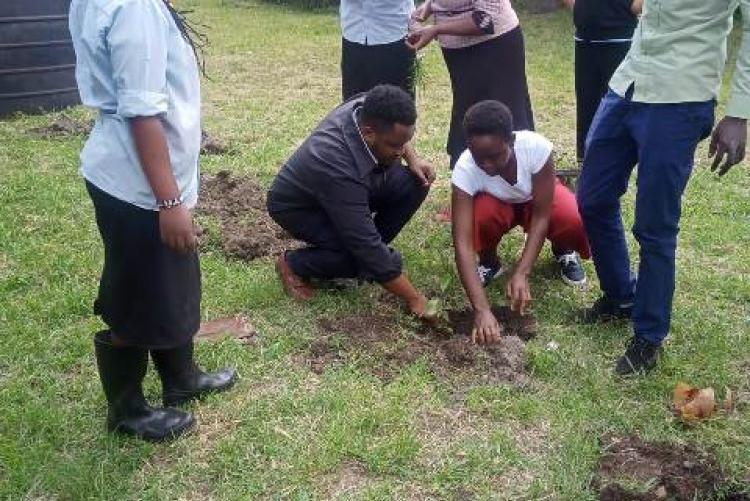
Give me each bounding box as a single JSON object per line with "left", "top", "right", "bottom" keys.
{"left": 709, "top": 116, "right": 747, "bottom": 176}
{"left": 408, "top": 157, "right": 436, "bottom": 187}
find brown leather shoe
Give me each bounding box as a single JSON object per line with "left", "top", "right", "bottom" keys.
{"left": 275, "top": 253, "right": 315, "bottom": 301}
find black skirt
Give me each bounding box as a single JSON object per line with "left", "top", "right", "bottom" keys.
{"left": 341, "top": 37, "right": 416, "bottom": 101}
{"left": 575, "top": 40, "right": 630, "bottom": 160}
{"left": 86, "top": 182, "right": 201, "bottom": 349}
{"left": 442, "top": 26, "right": 535, "bottom": 166}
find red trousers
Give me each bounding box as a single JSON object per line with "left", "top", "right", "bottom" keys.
{"left": 473, "top": 180, "right": 591, "bottom": 259}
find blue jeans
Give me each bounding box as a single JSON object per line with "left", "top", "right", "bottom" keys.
{"left": 577, "top": 89, "right": 715, "bottom": 345}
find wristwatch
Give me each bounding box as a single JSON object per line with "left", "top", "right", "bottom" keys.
{"left": 157, "top": 196, "right": 183, "bottom": 210}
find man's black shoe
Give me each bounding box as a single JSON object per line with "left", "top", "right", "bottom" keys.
{"left": 615, "top": 336, "right": 662, "bottom": 376}
{"left": 579, "top": 296, "right": 633, "bottom": 323}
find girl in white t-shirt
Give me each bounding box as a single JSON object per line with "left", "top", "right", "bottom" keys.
{"left": 451, "top": 100, "right": 591, "bottom": 344}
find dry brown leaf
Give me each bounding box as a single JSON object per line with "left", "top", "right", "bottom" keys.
{"left": 680, "top": 388, "right": 716, "bottom": 422}
{"left": 673, "top": 383, "right": 717, "bottom": 423}
{"left": 673, "top": 382, "right": 699, "bottom": 409}
{"left": 196, "top": 315, "right": 256, "bottom": 344}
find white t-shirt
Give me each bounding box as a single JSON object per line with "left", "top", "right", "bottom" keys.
{"left": 451, "top": 131, "right": 553, "bottom": 204}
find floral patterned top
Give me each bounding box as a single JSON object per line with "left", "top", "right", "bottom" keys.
{"left": 431, "top": 0, "right": 519, "bottom": 49}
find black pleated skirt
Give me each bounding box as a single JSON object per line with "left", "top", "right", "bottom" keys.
{"left": 86, "top": 181, "right": 201, "bottom": 349}
{"left": 442, "top": 25, "right": 535, "bottom": 166}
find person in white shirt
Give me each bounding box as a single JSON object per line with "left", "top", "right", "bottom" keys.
{"left": 451, "top": 101, "right": 591, "bottom": 343}
{"left": 340, "top": 0, "right": 416, "bottom": 99}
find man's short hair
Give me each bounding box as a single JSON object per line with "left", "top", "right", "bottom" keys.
{"left": 463, "top": 100, "right": 514, "bottom": 142}
{"left": 361, "top": 84, "right": 417, "bottom": 131}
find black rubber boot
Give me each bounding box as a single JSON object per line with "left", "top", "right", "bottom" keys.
{"left": 94, "top": 331, "right": 195, "bottom": 442}
{"left": 151, "top": 342, "right": 238, "bottom": 407}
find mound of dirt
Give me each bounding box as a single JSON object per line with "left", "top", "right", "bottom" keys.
{"left": 319, "top": 315, "right": 401, "bottom": 346}
{"left": 594, "top": 435, "right": 731, "bottom": 501}
{"left": 198, "top": 171, "right": 296, "bottom": 261}
{"left": 201, "top": 130, "right": 231, "bottom": 155}
{"left": 28, "top": 115, "right": 92, "bottom": 138}
{"left": 301, "top": 306, "right": 533, "bottom": 384}
{"left": 307, "top": 314, "right": 410, "bottom": 376}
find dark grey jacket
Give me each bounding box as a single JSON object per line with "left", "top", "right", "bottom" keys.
{"left": 267, "top": 96, "right": 402, "bottom": 283}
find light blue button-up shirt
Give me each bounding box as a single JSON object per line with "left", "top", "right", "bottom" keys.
{"left": 340, "top": 0, "right": 415, "bottom": 45}
{"left": 69, "top": 0, "right": 201, "bottom": 211}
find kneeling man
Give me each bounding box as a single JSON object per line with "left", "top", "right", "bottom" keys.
{"left": 268, "top": 85, "right": 435, "bottom": 318}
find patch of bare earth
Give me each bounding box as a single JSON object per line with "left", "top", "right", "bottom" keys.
{"left": 319, "top": 461, "right": 446, "bottom": 500}
{"left": 415, "top": 407, "right": 543, "bottom": 499}
{"left": 300, "top": 305, "right": 535, "bottom": 385}
{"left": 593, "top": 435, "right": 748, "bottom": 501}
{"left": 197, "top": 171, "right": 296, "bottom": 261}
{"left": 200, "top": 130, "right": 231, "bottom": 155}
{"left": 446, "top": 305, "right": 538, "bottom": 342}
{"left": 323, "top": 460, "right": 372, "bottom": 500}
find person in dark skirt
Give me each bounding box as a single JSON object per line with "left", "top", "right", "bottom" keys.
{"left": 563, "top": 0, "right": 642, "bottom": 161}
{"left": 407, "top": 0, "right": 535, "bottom": 221}
{"left": 408, "top": 0, "right": 535, "bottom": 169}
{"left": 340, "top": 0, "right": 417, "bottom": 100}
{"left": 69, "top": 0, "right": 237, "bottom": 442}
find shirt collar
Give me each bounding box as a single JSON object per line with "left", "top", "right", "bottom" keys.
{"left": 352, "top": 107, "right": 378, "bottom": 166}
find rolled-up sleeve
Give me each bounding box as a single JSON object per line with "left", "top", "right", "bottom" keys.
{"left": 727, "top": 0, "right": 750, "bottom": 119}
{"left": 106, "top": 0, "right": 169, "bottom": 118}
{"left": 318, "top": 172, "right": 402, "bottom": 283}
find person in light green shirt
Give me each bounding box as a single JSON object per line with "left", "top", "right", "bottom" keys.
{"left": 576, "top": 0, "right": 748, "bottom": 375}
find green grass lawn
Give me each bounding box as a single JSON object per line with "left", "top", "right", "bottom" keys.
{"left": 1, "top": 1, "right": 749, "bottom": 499}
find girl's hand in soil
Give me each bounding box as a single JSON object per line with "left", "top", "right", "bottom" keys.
{"left": 506, "top": 272, "right": 532, "bottom": 316}
{"left": 472, "top": 308, "right": 502, "bottom": 345}
{"left": 159, "top": 205, "right": 198, "bottom": 253}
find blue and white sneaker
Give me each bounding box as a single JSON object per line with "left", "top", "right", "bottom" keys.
{"left": 477, "top": 262, "right": 503, "bottom": 287}
{"left": 556, "top": 252, "right": 586, "bottom": 286}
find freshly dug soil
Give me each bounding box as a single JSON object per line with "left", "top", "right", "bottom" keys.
{"left": 594, "top": 435, "right": 734, "bottom": 501}
{"left": 28, "top": 115, "right": 92, "bottom": 138}
{"left": 201, "top": 129, "right": 231, "bottom": 155}
{"left": 198, "top": 171, "right": 295, "bottom": 261}
{"left": 447, "top": 305, "right": 538, "bottom": 341}
{"left": 301, "top": 306, "right": 534, "bottom": 384}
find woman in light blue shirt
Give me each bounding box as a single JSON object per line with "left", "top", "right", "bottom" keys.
{"left": 70, "top": 0, "right": 236, "bottom": 442}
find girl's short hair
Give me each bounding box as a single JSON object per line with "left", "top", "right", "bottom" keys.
{"left": 463, "top": 100, "right": 514, "bottom": 142}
